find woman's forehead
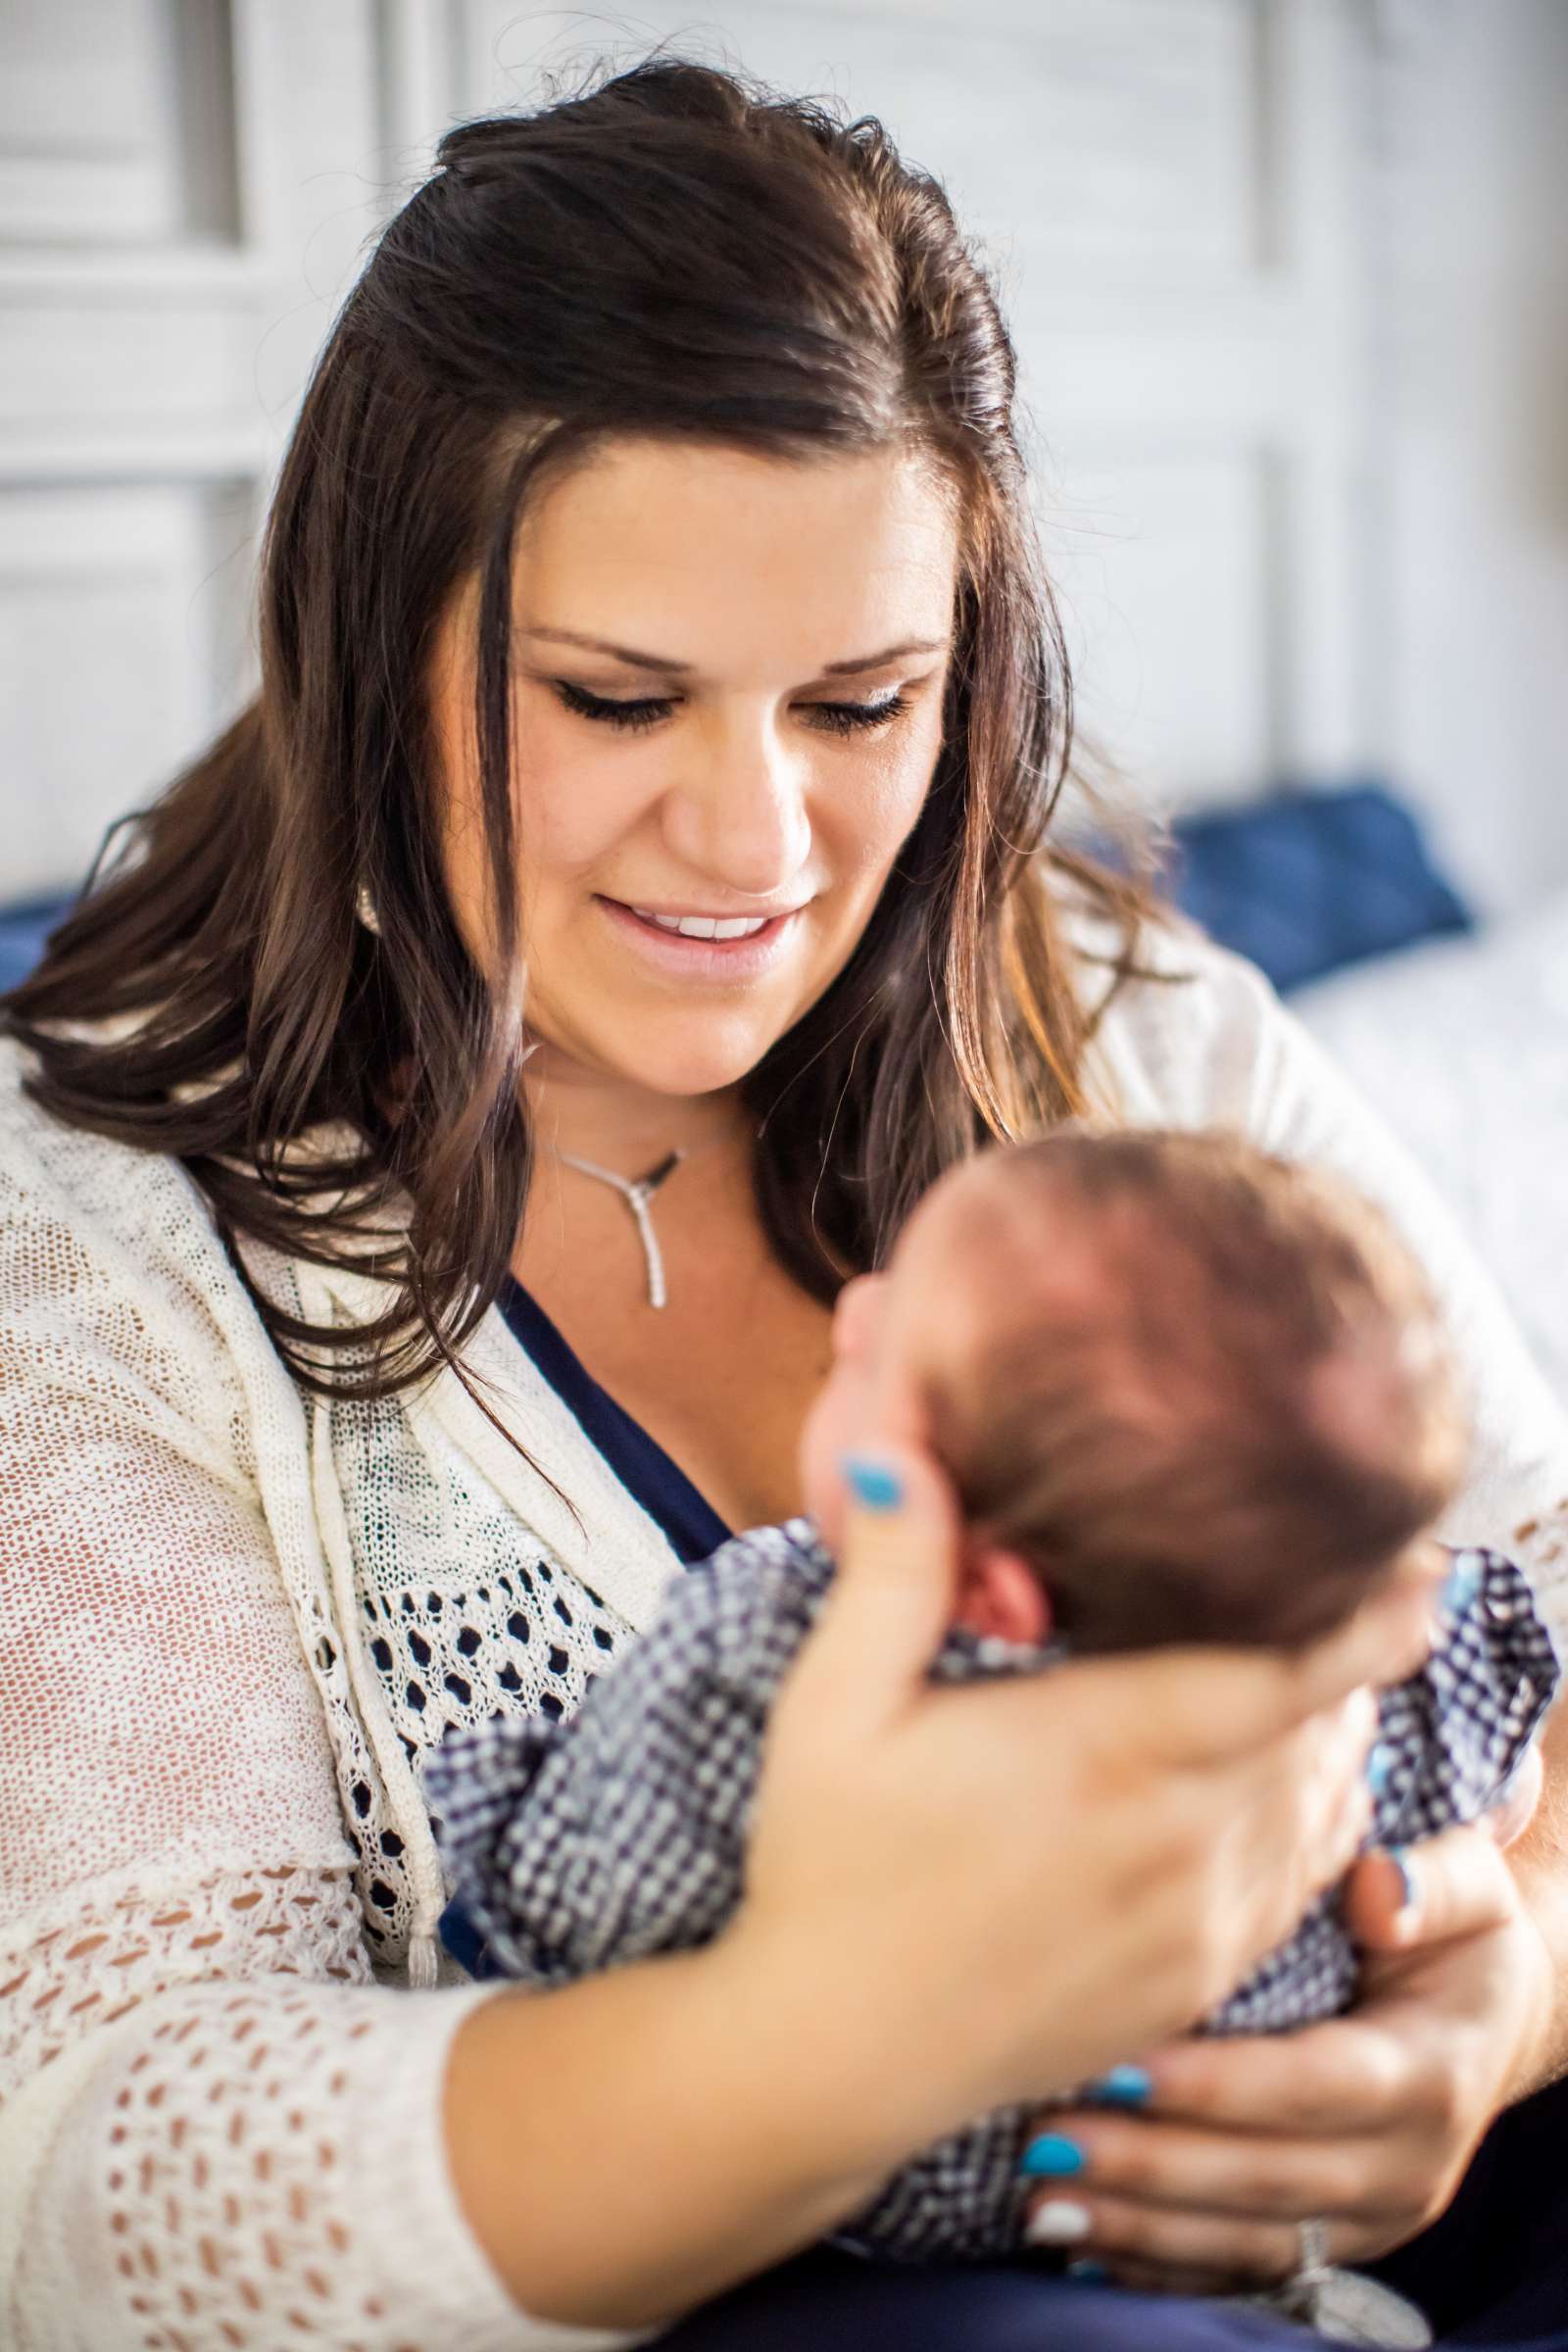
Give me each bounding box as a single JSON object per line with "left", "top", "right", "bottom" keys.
{"left": 510, "top": 435, "right": 961, "bottom": 672}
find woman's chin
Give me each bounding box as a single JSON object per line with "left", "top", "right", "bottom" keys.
{"left": 566, "top": 1025, "right": 784, "bottom": 1103}
{"left": 631, "top": 1054, "right": 767, "bottom": 1102}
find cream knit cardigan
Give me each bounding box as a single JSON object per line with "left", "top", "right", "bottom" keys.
{"left": 4, "top": 915, "right": 1566, "bottom": 2352}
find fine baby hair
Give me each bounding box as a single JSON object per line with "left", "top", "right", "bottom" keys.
{"left": 919, "top": 1127, "right": 1470, "bottom": 1653}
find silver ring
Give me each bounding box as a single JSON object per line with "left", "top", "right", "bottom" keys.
{"left": 1295, "top": 2216, "right": 1330, "bottom": 2279}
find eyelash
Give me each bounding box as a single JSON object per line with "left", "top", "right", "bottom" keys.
{"left": 552, "top": 679, "right": 911, "bottom": 737}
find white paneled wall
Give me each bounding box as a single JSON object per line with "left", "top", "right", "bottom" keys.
{"left": 2, "top": 0, "right": 1379, "bottom": 901}
{"left": 0, "top": 480, "right": 253, "bottom": 888}
{"left": 0, "top": 0, "right": 381, "bottom": 900}
{"left": 1371, "top": 0, "right": 1568, "bottom": 917}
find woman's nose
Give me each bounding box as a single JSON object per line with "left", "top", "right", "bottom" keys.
{"left": 660, "top": 710, "right": 813, "bottom": 898}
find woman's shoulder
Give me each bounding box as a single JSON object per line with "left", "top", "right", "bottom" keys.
{"left": 2, "top": 1025, "right": 237, "bottom": 1265}
{"left": 1, "top": 1027, "right": 209, "bottom": 1271}
{"left": 0, "top": 1023, "right": 348, "bottom": 1294}
{"left": 0, "top": 1026, "right": 299, "bottom": 1438}
{"left": 1054, "top": 888, "right": 1285, "bottom": 1131}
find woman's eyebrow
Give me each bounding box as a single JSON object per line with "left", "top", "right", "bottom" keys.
{"left": 518, "top": 624, "right": 950, "bottom": 676}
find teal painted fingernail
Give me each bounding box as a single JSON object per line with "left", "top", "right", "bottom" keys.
{"left": 1390, "top": 1846, "right": 1420, "bottom": 1914}
{"left": 1085, "top": 2063, "right": 1152, "bottom": 2107}
{"left": 840, "top": 1454, "right": 904, "bottom": 1511}
{"left": 1442, "top": 1554, "right": 1482, "bottom": 1613}
{"left": 1366, "top": 1742, "right": 1394, "bottom": 1796}
{"left": 1067, "top": 2260, "right": 1112, "bottom": 2283}
{"left": 1018, "top": 2132, "right": 1086, "bottom": 2179}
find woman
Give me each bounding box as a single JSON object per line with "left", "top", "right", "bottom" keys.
{"left": 2, "top": 58, "right": 1566, "bottom": 2351}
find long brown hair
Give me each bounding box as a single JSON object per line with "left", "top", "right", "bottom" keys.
{"left": 2, "top": 56, "right": 1173, "bottom": 1430}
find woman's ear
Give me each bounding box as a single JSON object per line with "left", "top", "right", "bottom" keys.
{"left": 953, "top": 1544, "right": 1052, "bottom": 1644}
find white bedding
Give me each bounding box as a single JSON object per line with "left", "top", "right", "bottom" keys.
{"left": 1290, "top": 890, "right": 1568, "bottom": 1412}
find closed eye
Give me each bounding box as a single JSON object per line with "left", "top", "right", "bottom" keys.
{"left": 552, "top": 679, "right": 911, "bottom": 736}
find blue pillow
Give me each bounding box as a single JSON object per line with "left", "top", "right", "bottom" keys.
{"left": 1167, "top": 784, "right": 1474, "bottom": 996}
{"left": 0, "top": 895, "right": 74, "bottom": 996}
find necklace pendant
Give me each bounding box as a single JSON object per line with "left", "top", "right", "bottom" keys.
{"left": 552, "top": 1144, "right": 684, "bottom": 1309}
{"left": 630, "top": 1198, "right": 667, "bottom": 1310}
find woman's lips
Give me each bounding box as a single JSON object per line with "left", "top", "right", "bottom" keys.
{"left": 595, "top": 896, "right": 803, "bottom": 979}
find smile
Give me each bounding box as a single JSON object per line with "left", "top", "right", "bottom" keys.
{"left": 595, "top": 897, "right": 805, "bottom": 976}
{"left": 631, "top": 908, "right": 769, "bottom": 940}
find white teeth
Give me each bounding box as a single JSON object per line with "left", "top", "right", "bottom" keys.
{"left": 629, "top": 908, "right": 769, "bottom": 940}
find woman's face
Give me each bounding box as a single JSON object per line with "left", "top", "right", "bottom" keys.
{"left": 429, "top": 435, "right": 960, "bottom": 1101}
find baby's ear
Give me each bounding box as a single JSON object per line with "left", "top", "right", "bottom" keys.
{"left": 953, "top": 1544, "right": 1052, "bottom": 1645}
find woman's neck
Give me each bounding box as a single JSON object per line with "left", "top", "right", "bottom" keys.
{"left": 520, "top": 1047, "right": 752, "bottom": 1174}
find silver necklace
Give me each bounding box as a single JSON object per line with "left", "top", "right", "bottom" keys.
{"left": 552, "top": 1148, "right": 685, "bottom": 1309}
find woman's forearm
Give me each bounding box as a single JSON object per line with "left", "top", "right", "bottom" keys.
{"left": 1506, "top": 1695, "right": 1568, "bottom": 2095}
{"left": 444, "top": 1935, "right": 913, "bottom": 2333}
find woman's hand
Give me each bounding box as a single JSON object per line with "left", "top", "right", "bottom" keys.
{"left": 728, "top": 1444, "right": 1431, "bottom": 2183}
{"left": 1019, "top": 1826, "right": 1556, "bottom": 2294}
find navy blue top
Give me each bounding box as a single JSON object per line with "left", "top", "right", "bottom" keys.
{"left": 496, "top": 1275, "right": 733, "bottom": 1564}
{"left": 441, "top": 1277, "right": 735, "bottom": 1978}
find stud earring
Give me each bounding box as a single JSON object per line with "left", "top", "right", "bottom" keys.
{"left": 356, "top": 884, "right": 381, "bottom": 935}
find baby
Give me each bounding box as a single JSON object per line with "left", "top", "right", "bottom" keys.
{"left": 424, "top": 1128, "right": 1557, "bottom": 2328}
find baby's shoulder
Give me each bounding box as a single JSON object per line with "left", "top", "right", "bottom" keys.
{"left": 1373, "top": 1544, "right": 1559, "bottom": 1842}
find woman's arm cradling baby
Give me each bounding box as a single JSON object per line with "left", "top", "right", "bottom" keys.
{"left": 444, "top": 1445, "right": 1423, "bottom": 2331}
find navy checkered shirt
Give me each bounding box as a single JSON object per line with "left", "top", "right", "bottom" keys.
{"left": 423, "top": 1522, "right": 1557, "bottom": 2262}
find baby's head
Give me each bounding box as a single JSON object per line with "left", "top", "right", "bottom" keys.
{"left": 800, "top": 1129, "right": 1469, "bottom": 1653}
